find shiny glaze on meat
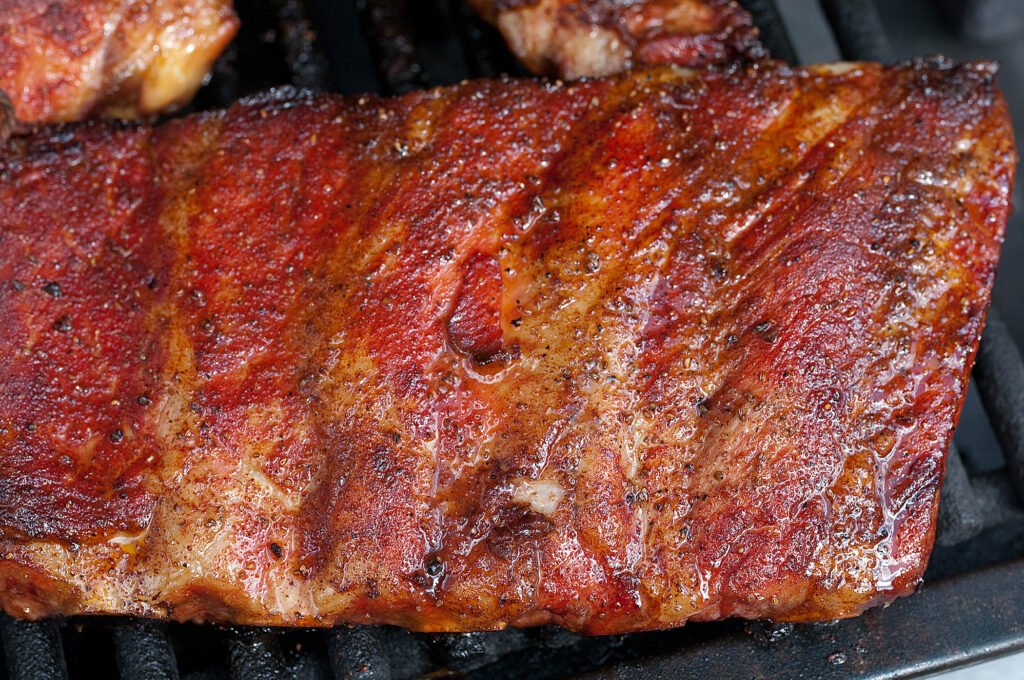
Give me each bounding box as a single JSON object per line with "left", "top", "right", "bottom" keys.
{"left": 0, "top": 60, "right": 1015, "bottom": 632}
{"left": 468, "top": 0, "right": 765, "bottom": 78}
{"left": 0, "top": 0, "right": 238, "bottom": 126}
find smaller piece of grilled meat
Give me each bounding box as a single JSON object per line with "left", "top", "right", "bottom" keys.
{"left": 0, "top": 0, "right": 238, "bottom": 126}
{"left": 468, "top": 0, "right": 766, "bottom": 78}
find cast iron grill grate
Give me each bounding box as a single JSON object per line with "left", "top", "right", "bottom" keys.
{"left": 2, "top": 1, "right": 1023, "bottom": 678}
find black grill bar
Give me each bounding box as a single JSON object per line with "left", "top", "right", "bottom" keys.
{"left": 974, "top": 308, "right": 1024, "bottom": 500}
{"left": 739, "top": 0, "right": 798, "bottom": 64}
{"left": 431, "top": 630, "right": 532, "bottom": 673}
{"left": 936, "top": 443, "right": 985, "bottom": 546}
{"left": 818, "top": 0, "right": 895, "bottom": 62}
{"left": 0, "top": 616, "right": 66, "bottom": 680}
{"left": 326, "top": 627, "right": 392, "bottom": 679}
{"left": 355, "top": 0, "right": 430, "bottom": 94}
{"left": 273, "top": 0, "right": 331, "bottom": 90}
{"left": 112, "top": 620, "right": 179, "bottom": 680}
{"left": 226, "top": 628, "right": 290, "bottom": 680}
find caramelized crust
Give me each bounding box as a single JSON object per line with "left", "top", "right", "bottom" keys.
{"left": 0, "top": 60, "right": 1015, "bottom": 632}
{"left": 0, "top": 0, "right": 238, "bottom": 126}
{"left": 468, "top": 0, "right": 766, "bottom": 78}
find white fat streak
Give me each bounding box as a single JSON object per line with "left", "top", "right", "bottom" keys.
{"left": 108, "top": 526, "right": 150, "bottom": 552}
{"left": 511, "top": 478, "right": 565, "bottom": 516}
{"left": 241, "top": 459, "right": 304, "bottom": 512}
{"left": 810, "top": 61, "right": 864, "bottom": 75}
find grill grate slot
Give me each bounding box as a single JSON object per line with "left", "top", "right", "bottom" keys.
{"left": 444, "top": 0, "right": 524, "bottom": 79}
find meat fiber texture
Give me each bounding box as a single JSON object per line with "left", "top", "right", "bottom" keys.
{"left": 0, "top": 0, "right": 238, "bottom": 126}
{"left": 468, "top": 0, "right": 766, "bottom": 78}
{"left": 0, "top": 59, "right": 1016, "bottom": 633}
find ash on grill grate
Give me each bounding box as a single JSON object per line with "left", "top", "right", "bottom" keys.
{"left": 354, "top": 0, "right": 430, "bottom": 94}
{"left": 3, "top": 1, "right": 1024, "bottom": 679}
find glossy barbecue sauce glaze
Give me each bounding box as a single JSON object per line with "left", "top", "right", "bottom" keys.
{"left": 0, "top": 60, "right": 1016, "bottom": 632}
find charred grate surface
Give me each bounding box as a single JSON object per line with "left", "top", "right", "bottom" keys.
{"left": 355, "top": 0, "right": 430, "bottom": 94}
{"left": 273, "top": 0, "right": 332, "bottom": 90}
{"left": 2, "top": 0, "right": 1024, "bottom": 679}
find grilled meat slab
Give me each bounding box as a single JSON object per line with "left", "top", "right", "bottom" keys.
{"left": 468, "top": 0, "right": 765, "bottom": 78}
{"left": 0, "top": 60, "right": 1015, "bottom": 633}
{"left": 0, "top": 0, "right": 238, "bottom": 126}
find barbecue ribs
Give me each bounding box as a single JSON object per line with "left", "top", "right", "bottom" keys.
{"left": 0, "top": 0, "right": 238, "bottom": 126}
{"left": 468, "top": 0, "right": 766, "bottom": 78}
{"left": 0, "top": 59, "right": 1015, "bottom": 632}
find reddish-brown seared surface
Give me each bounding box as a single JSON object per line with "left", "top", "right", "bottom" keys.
{"left": 0, "top": 60, "right": 1015, "bottom": 632}
{"left": 468, "top": 0, "right": 766, "bottom": 78}
{"left": 0, "top": 0, "right": 238, "bottom": 126}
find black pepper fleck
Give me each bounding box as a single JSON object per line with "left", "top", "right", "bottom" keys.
{"left": 425, "top": 557, "right": 444, "bottom": 576}
{"left": 269, "top": 542, "right": 284, "bottom": 559}
{"left": 696, "top": 398, "right": 710, "bottom": 417}
{"left": 43, "top": 281, "right": 62, "bottom": 298}
{"left": 53, "top": 315, "right": 72, "bottom": 332}
{"left": 511, "top": 317, "right": 523, "bottom": 328}
{"left": 754, "top": 321, "right": 777, "bottom": 343}
{"left": 109, "top": 429, "right": 124, "bottom": 443}
{"left": 136, "top": 395, "right": 152, "bottom": 406}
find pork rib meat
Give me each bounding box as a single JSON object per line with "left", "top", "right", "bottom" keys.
{"left": 0, "top": 60, "right": 1015, "bottom": 632}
